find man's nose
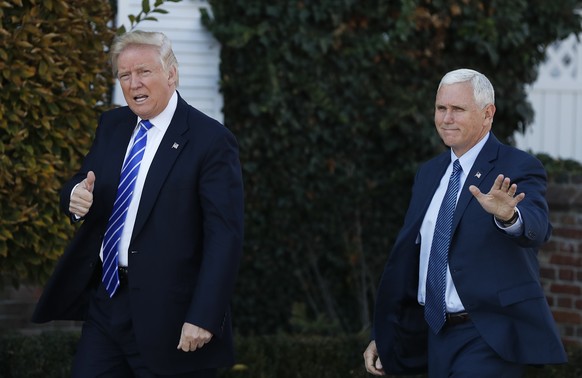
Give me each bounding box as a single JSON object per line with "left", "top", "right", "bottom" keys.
{"left": 443, "top": 110, "right": 454, "bottom": 123}
{"left": 129, "top": 75, "right": 142, "bottom": 89}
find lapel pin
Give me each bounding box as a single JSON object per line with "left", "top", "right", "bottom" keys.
{"left": 172, "top": 143, "right": 179, "bottom": 149}
{"left": 475, "top": 172, "right": 481, "bottom": 178}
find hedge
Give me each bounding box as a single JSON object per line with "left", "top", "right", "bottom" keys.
{"left": 0, "top": 331, "right": 581, "bottom": 377}
{"left": 0, "top": 0, "right": 115, "bottom": 287}
{"left": 2, "top": 0, "right": 582, "bottom": 341}
{"left": 202, "top": 0, "right": 582, "bottom": 334}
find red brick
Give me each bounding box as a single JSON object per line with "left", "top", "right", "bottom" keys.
{"left": 550, "top": 283, "right": 582, "bottom": 295}
{"left": 553, "top": 310, "right": 582, "bottom": 324}
{"left": 557, "top": 297, "right": 573, "bottom": 308}
{"left": 540, "top": 267, "right": 556, "bottom": 280}
{"left": 559, "top": 268, "right": 575, "bottom": 281}
{"left": 541, "top": 240, "right": 558, "bottom": 252}
{"left": 561, "top": 325, "right": 575, "bottom": 336}
{"left": 552, "top": 228, "right": 582, "bottom": 239}
{"left": 559, "top": 242, "right": 580, "bottom": 253}
{"left": 562, "top": 338, "right": 580, "bottom": 347}
{"left": 550, "top": 254, "right": 581, "bottom": 266}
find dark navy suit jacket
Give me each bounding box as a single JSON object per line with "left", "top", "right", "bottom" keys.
{"left": 32, "top": 94, "right": 244, "bottom": 374}
{"left": 373, "top": 133, "right": 566, "bottom": 374}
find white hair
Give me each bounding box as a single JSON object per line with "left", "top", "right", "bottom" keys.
{"left": 438, "top": 68, "right": 494, "bottom": 108}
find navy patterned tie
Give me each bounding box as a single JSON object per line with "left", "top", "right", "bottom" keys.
{"left": 102, "top": 120, "right": 153, "bottom": 297}
{"left": 425, "top": 159, "right": 462, "bottom": 334}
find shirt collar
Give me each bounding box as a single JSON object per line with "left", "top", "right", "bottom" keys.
{"left": 451, "top": 132, "right": 490, "bottom": 173}
{"left": 136, "top": 91, "right": 178, "bottom": 132}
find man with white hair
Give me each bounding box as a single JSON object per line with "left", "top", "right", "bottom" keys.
{"left": 364, "top": 69, "right": 566, "bottom": 377}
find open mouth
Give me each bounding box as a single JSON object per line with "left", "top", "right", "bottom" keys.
{"left": 134, "top": 94, "right": 148, "bottom": 103}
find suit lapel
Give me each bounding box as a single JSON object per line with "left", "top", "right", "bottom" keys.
{"left": 101, "top": 113, "right": 138, "bottom": 211}
{"left": 451, "top": 134, "right": 501, "bottom": 230}
{"left": 130, "top": 97, "right": 190, "bottom": 240}
{"left": 414, "top": 152, "right": 451, "bottom": 225}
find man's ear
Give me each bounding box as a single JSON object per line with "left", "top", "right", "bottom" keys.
{"left": 168, "top": 65, "right": 178, "bottom": 86}
{"left": 484, "top": 103, "right": 496, "bottom": 124}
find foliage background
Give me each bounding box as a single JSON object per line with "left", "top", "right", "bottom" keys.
{"left": 1, "top": 331, "right": 582, "bottom": 377}
{"left": 0, "top": 0, "right": 581, "bottom": 339}
{"left": 202, "top": 0, "right": 582, "bottom": 334}
{"left": 0, "top": 0, "right": 178, "bottom": 288}
{"left": 0, "top": 0, "right": 115, "bottom": 287}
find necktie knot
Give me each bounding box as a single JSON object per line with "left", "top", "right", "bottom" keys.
{"left": 140, "top": 119, "right": 154, "bottom": 131}
{"left": 452, "top": 159, "right": 461, "bottom": 176}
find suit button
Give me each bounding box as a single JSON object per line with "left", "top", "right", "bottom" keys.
{"left": 130, "top": 250, "right": 138, "bottom": 254}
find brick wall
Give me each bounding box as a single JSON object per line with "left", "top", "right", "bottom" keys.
{"left": 0, "top": 285, "right": 81, "bottom": 336}
{"left": 1, "top": 182, "right": 581, "bottom": 345}
{"left": 542, "top": 177, "right": 582, "bottom": 346}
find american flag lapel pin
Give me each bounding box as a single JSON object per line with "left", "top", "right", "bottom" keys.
{"left": 172, "top": 142, "right": 179, "bottom": 149}
{"left": 475, "top": 172, "right": 481, "bottom": 178}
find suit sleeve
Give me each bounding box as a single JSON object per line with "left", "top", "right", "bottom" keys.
{"left": 59, "top": 114, "right": 108, "bottom": 220}
{"left": 185, "top": 128, "right": 244, "bottom": 335}
{"left": 509, "top": 154, "right": 552, "bottom": 248}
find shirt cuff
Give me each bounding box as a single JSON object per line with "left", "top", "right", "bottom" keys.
{"left": 495, "top": 207, "right": 523, "bottom": 236}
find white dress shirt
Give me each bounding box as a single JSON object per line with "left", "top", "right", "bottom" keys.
{"left": 99, "top": 91, "right": 178, "bottom": 266}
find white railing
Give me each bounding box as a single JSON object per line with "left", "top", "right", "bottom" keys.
{"left": 515, "top": 33, "right": 582, "bottom": 163}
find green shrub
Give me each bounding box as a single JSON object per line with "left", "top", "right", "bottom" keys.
{"left": 202, "top": 0, "right": 582, "bottom": 334}
{"left": 0, "top": 331, "right": 79, "bottom": 378}
{"left": 1, "top": 331, "right": 581, "bottom": 377}
{"left": 222, "top": 334, "right": 370, "bottom": 378}
{"left": 0, "top": 0, "right": 115, "bottom": 287}
{"left": 0, "top": 0, "right": 186, "bottom": 289}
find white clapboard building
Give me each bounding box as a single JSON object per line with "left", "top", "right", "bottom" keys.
{"left": 116, "top": 1, "right": 582, "bottom": 163}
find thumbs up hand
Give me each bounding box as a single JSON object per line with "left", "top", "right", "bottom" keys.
{"left": 69, "top": 171, "right": 95, "bottom": 217}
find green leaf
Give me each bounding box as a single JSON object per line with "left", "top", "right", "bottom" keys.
{"left": 142, "top": 0, "right": 151, "bottom": 13}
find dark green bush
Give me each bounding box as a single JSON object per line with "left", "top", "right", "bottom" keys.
{"left": 0, "top": 0, "right": 181, "bottom": 289}
{"left": 0, "top": 331, "right": 79, "bottom": 378}
{"left": 202, "top": 0, "right": 582, "bottom": 334}
{"left": 536, "top": 153, "right": 582, "bottom": 184}
{"left": 0, "top": 0, "right": 115, "bottom": 287}
{"left": 1, "top": 332, "right": 581, "bottom": 377}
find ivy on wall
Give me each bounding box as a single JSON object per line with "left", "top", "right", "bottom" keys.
{"left": 202, "top": 0, "right": 582, "bottom": 333}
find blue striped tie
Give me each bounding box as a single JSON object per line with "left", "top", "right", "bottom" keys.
{"left": 102, "top": 120, "right": 153, "bottom": 297}
{"left": 425, "top": 159, "right": 462, "bottom": 334}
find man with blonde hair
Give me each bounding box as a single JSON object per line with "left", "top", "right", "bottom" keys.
{"left": 33, "top": 30, "right": 244, "bottom": 378}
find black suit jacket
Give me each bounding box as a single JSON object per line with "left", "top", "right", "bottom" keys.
{"left": 32, "top": 94, "right": 244, "bottom": 374}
